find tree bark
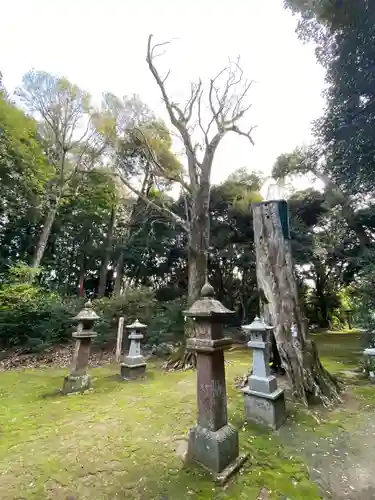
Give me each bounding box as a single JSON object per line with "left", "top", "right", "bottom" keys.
{"left": 98, "top": 205, "right": 117, "bottom": 297}
{"left": 163, "top": 188, "right": 209, "bottom": 371}
{"left": 29, "top": 199, "right": 58, "bottom": 277}
{"left": 315, "top": 267, "right": 330, "bottom": 329}
{"left": 252, "top": 200, "right": 340, "bottom": 406}
{"left": 114, "top": 251, "right": 124, "bottom": 296}
{"left": 187, "top": 220, "right": 209, "bottom": 303}
{"left": 78, "top": 248, "right": 85, "bottom": 297}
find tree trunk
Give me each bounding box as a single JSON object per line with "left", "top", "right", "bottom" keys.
{"left": 78, "top": 247, "right": 86, "bottom": 298}
{"left": 315, "top": 267, "right": 330, "bottom": 329}
{"left": 252, "top": 200, "right": 340, "bottom": 406}
{"left": 164, "top": 187, "right": 209, "bottom": 371}
{"left": 114, "top": 251, "right": 124, "bottom": 296}
{"left": 98, "top": 205, "right": 117, "bottom": 298}
{"left": 29, "top": 199, "right": 58, "bottom": 278}
{"left": 187, "top": 229, "right": 208, "bottom": 304}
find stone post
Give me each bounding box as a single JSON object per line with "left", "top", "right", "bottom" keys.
{"left": 120, "top": 319, "right": 147, "bottom": 380}
{"left": 184, "top": 282, "right": 248, "bottom": 484}
{"left": 62, "top": 300, "right": 99, "bottom": 395}
{"left": 242, "top": 317, "right": 286, "bottom": 429}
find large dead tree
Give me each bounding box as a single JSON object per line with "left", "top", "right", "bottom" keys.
{"left": 115, "top": 35, "right": 255, "bottom": 368}
{"left": 253, "top": 200, "right": 341, "bottom": 406}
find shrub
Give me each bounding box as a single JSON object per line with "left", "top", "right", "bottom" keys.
{"left": 92, "top": 290, "right": 186, "bottom": 349}
{"left": 0, "top": 264, "right": 186, "bottom": 352}
{"left": 0, "top": 284, "right": 77, "bottom": 351}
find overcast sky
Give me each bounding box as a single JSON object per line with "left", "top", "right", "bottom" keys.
{"left": 0, "top": 0, "right": 325, "bottom": 186}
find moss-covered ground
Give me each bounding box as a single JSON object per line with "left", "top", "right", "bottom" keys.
{"left": 0, "top": 331, "right": 371, "bottom": 499}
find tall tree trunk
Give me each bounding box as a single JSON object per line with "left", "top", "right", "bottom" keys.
{"left": 252, "top": 200, "right": 340, "bottom": 406}
{"left": 98, "top": 205, "right": 117, "bottom": 298}
{"left": 29, "top": 198, "right": 58, "bottom": 279}
{"left": 164, "top": 187, "right": 210, "bottom": 371}
{"left": 78, "top": 252, "right": 86, "bottom": 298}
{"left": 114, "top": 251, "right": 124, "bottom": 296}
{"left": 187, "top": 182, "right": 211, "bottom": 302}
{"left": 315, "top": 269, "right": 330, "bottom": 329}
{"left": 187, "top": 223, "right": 208, "bottom": 304}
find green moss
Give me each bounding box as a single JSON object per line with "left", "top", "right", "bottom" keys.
{"left": 0, "top": 358, "right": 321, "bottom": 499}
{"left": 0, "top": 332, "right": 364, "bottom": 499}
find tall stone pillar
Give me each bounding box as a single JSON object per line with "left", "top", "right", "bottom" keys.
{"left": 185, "top": 282, "right": 248, "bottom": 484}
{"left": 242, "top": 317, "right": 286, "bottom": 429}
{"left": 120, "top": 319, "right": 147, "bottom": 380}
{"left": 62, "top": 300, "right": 99, "bottom": 395}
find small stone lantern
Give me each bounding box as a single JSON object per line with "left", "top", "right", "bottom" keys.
{"left": 62, "top": 300, "right": 99, "bottom": 395}
{"left": 363, "top": 344, "right": 375, "bottom": 381}
{"left": 120, "top": 319, "right": 147, "bottom": 380}
{"left": 184, "top": 282, "right": 248, "bottom": 484}
{"left": 242, "top": 317, "right": 286, "bottom": 429}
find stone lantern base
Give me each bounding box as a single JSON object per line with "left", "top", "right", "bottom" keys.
{"left": 120, "top": 355, "right": 146, "bottom": 380}
{"left": 242, "top": 387, "right": 286, "bottom": 430}
{"left": 62, "top": 374, "right": 92, "bottom": 395}
{"left": 187, "top": 423, "right": 247, "bottom": 484}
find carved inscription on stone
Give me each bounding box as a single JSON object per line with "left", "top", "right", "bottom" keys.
{"left": 199, "top": 380, "right": 224, "bottom": 399}
{"left": 255, "top": 399, "right": 272, "bottom": 411}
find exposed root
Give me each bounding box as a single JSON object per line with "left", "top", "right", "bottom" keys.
{"left": 162, "top": 348, "right": 197, "bottom": 371}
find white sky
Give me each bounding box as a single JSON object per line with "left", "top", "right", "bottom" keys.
{"left": 0, "top": 0, "right": 325, "bottom": 187}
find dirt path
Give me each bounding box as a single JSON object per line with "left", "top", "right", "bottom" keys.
{"left": 278, "top": 390, "right": 375, "bottom": 499}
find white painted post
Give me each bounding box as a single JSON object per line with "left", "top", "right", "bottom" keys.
{"left": 115, "top": 316, "right": 124, "bottom": 363}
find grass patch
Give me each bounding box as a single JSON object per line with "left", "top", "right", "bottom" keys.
{"left": 0, "top": 331, "right": 367, "bottom": 499}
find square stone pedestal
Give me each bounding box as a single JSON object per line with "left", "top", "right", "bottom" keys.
{"left": 120, "top": 363, "right": 146, "bottom": 380}
{"left": 242, "top": 387, "right": 286, "bottom": 430}
{"left": 120, "top": 355, "right": 146, "bottom": 380}
{"left": 62, "top": 374, "right": 91, "bottom": 395}
{"left": 187, "top": 423, "right": 247, "bottom": 484}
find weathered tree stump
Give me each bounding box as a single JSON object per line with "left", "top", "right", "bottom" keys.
{"left": 252, "top": 200, "right": 340, "bottom": 406}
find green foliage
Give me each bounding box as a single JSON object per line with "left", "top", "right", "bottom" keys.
{"left": 0, "top": 265, "right": 75, "bottom": 350}
{"left": 350, "top": 255, "right": 375, "bottom": 342}
{"left": 0, "top": 268, "right": 186, "bottom": 351}
{"left": 285, "top": 0, "right": 375, "bottom": 196}
{"left": 93, "top": 290, "right": 185, "bottom": 347}
{"left": 0, "top": 92, "right": 52, "bottom": 273}
{"left": 43, "top": 168, "right": 118, "bottom": 292}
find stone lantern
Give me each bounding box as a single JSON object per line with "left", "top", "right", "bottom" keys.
{"left": 120, "top": 319, "right": 147, "bottom": 380}
{"left": 242, "top": 317, "right": 286, "bottom": 429}
{"left": 184, "top": 282, "right": 248, "bottom": 484}
{"left": 62, "top": 299, "right": 99, "bottom": 395}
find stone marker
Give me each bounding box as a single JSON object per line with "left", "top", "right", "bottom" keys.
{"left": 242, "top": 317, "right": 286, "bottom": 429}
{"left": 120, "top": 319, "right": 147, "bottom": 380}
{"left": 62, "top": 300, "right": 99, "bottom": 395}
{"left": 184, "top": 282, "right": 248, "bottom": 484}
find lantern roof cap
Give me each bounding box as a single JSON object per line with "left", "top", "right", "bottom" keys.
{"left": 242, "top": 316, "right": 273, "bottom": 332}
{"left": 184, "top": 281, "right": 234, "bottom": 319}
{"left": 126, "top": 319, "right": 147, "bottom": 330}
{"left": 73, "top": 299, "right": 99, "bottom": 321}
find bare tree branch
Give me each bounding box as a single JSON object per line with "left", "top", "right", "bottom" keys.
{"left": 147, "top": 34, "right": 199, "bottom": 190}
{"left": 134, "top": 127, "right": 192, "bottom": 194}
{"left": 115, "top": 169, "right": 189, "bottom": 232}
